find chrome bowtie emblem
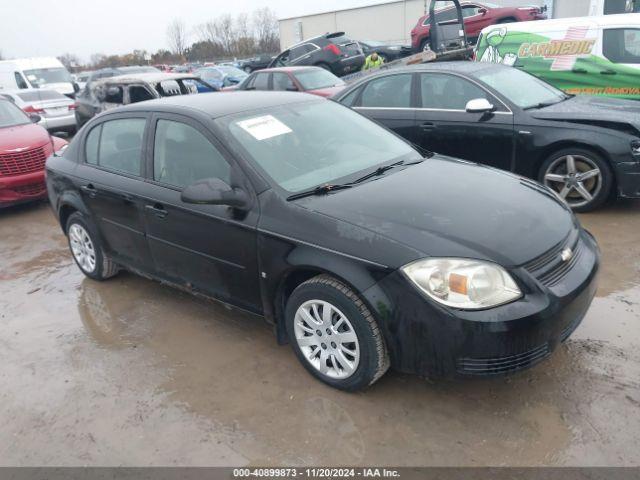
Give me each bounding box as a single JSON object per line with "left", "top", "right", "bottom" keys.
{"left": 561, "top": 248, "right": 573, "bottom": 262}
{"left": 7, "top": 146, "right": 28, "bottom": 153}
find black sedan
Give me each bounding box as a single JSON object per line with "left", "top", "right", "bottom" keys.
{"left": 334, "top": 62, "right": 640, "bottom": 212}
{"left": 359, "top": 40, "right": 413, "bottom": 62}
{"left": 46, "top": 92, "right": 599, "bottom": 390}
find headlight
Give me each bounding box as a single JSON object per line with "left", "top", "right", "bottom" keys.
{"left": 402, "top": 258, "right": 522, "bottom": 310}
{"left": 631, "top": 140, "right": 640, "bottom": 156}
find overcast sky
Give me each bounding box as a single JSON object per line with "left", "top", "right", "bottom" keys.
{"left": 1, "top": 0, "right": 382, "bottom": 62}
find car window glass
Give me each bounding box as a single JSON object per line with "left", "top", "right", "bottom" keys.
{"left": 603, "top": 28, "right": 640, "bottom": 63}
{"left": 85, "top": 125, "right": 101, "bottom": 165}
{"left": 340, "top": 87, "right": 361, "bottom": 107}
{"left": 128, "top": 86, "right": 155, "bottom": 103}
{"left": 435, "top": 8, "right": 457, "bottom": 23}
{"left": 360, "top": 74, "right": 412, "bottom": 108}
{"left": 420, "top": 73, "right": 488, "bottom": 110}
{"left": 14, "top": 72, "right": 29, "bottom": 89}
{"left": 273, "top": 73, "right": 295, "bottom": 91}
{"left": 290, "top": 44, "right": 310, "bottom": 60}
{"left": 253, "top": 73, "right": 270, "bottom": 90}
{"left": 462, "top": 6, "right": 481, "bottom": 17}
{"left": 96, "top": 118, "right": 145, "bottom": 175}
{"left": 104, "top": 86, "right": 123, "bottom": 103}
{"left": 153, "top": 119, "right": 230, "bottom": 188}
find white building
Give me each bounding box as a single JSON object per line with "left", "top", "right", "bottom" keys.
{"left": 278, "top": 0, "right": 593, "bottom": 50}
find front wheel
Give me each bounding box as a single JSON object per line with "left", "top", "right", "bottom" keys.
{"left": 539, "top": 148, "right": 613, "bottom": 212}
{"left": 285, "top": 275, "right": 389, "bottom": 391}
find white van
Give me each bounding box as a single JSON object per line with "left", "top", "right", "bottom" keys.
{"left": 475, "top": 14, "right": 640, "bottom": 100}
{"left": 0, "top": 57, "right": 76, "bottom": 97}
{"left": 589, "top": 0, "right": 640, "bottom": 15}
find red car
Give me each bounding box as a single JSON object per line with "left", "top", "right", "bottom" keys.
{"left": 230, "top": 66, "right": 346, "bottom": 98}
{"left": 0, "top": 98, "right": 67, "bottom": 208}
{"left": 411, "top": 2, "right": 547, "bottom": 51}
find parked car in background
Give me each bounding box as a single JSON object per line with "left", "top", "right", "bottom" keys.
{"left": 234, "top": 67, "right": 345, "bottom": 97}
{"left": 269, "top": 32, "right": 365, "bottom": 77}
{"left": 590, "top": 0, "right": 640, "bottom": 15}
{"left": 475, "top": 14, "right": 640, "bottom": 101}
{"left": 75, "top": 71, "right": 94, "bottom": 91}
{"left": 411, "top": 2, "right": 547, "bottom": 51}
{"left": 153, "top": 64, "right": 172, "bottom": 73}
{"left": 359, "top": 40, "right": 413, "bottom": 62}
{"left": 0, "top": 57, "right": 79, "bottom": 98}
{"left": 0, "top": 89, "right": 77, "bottom": 134}
{"left": 75, "top": 73, "right": 215, "bottom": 127}
{"left": 237, "top": 54, "right": 275, "bottom": 73}
{"left": 195, "top": 66, "right": 248, "bottom": 91}
{"left": 0, "top": 98, "right": 67, "bottom": 207}
{"left": 334, "top": 62, "right": 640, "bottom": 212}
{"left": 46, "top": 92, "right": 599, "bottom": 390}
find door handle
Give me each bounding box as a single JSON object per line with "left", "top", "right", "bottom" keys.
{"left": 120, "top": 193, "right": 134, "bottom": 203}
{"left": 420, "top": 122, "right": 436, "bottom": 131}
{"left": 600, "top": 69, "right": 617, "bottom": 75}
{"left": 572, "top": 68, "right": 588, "bottom": 74}
{"left": 145, "top": 204, "right": 168, "bottom": 219}
{"left": 81, "top": 184, "right": 97, "bottom": 198}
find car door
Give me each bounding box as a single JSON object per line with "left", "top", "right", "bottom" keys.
{"left": 75, "top": 114, "right": 154, "bottom": 271}
{"left": 289, "top": 44, "right": 319, "bottom": 66}
{"left": 246, "top": 72, "right": 271, "bottom": 91}
{"left": 138, "top": 113, "right": 262, "bottom": 313}
{"left": 461, "top": 5, "right": 492, "bottom": 39}
{"left": 351, "top": 72, "right": 418, "bottom": 144}
{"left": 415, "top": 72, "right": 514, "bottom": 171}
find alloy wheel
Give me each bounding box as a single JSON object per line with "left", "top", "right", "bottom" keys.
{"left": 69, "top": 224, "right": 97, "bottom": 273}
{"left": 543, "top": 154, "right": 602, "bottom": 209}
{"left": 293, "top": 300, "right": 360, "bottom": 379}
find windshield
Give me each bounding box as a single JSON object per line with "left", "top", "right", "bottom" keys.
{"left": 295, "top": 69, "right": 345, "bottom": 90}
{"left": 24, "top": 67, "right": 72, "bottom": 86}
{"left": 0, "top": 100, "right": 30, "bottom": 128}
{"left": 476, "top": 67, "right": 567, "bottom": 109}
{"left": 218, "top": 101, "right": 419, "bottom": 193}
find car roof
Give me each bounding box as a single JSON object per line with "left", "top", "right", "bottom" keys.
{"left": 95, "top": 72, "right": 200, "bottom": 85}
{"left": 373, "top": 61, "right": 501, "bottom": 75}
{"left": 255, "top": 66, "right": 323, "bottom": 74}
{"left": 118, "top": 91, "right": 320, "bottom": 119}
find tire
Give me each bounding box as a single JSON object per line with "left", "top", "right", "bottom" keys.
{"left": 420, "top": 38, "right": 431, "bottom": 52}
{"left": 285, "top": 274, "right": 390, "bottom": 391}
{"left": 497, "top": 17, "right": 517, "bottom": 24}
{"left": 538, "top": 147, "right": 613, "bottom": 213}
{"left": 243, "top": 66, "right": 252, "bottom": 73}
{"left": 66, "top": 212, "right": 119, "bottom": 281}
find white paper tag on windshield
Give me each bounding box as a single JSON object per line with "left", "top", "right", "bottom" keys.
{"left": 237, "top": 115, "right": 292, "bottom": 141}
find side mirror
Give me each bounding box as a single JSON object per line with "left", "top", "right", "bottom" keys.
{"left": 478, "top": 7, "right": 488, "bottom": 15}
{"left": 73, "top": 82, "right": 80, "bottom": 93}
{"left": 181, "top": 178, "right": 249, "bottom": 208}
{"left": 29, "top": 113, "right": 42, "bottom": 123}
{"left": 465, "top": 98, "right": 495, "bottom": 113}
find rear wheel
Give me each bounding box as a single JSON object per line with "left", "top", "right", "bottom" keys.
{"left": 539, "top": 148, "right": 613, "bottom": 212}
{"left": 420, "top": 38, "right": 431, "bottom": 52}
{"left": 243, "top": 66, "right": 252, "bottom": 73}
{"left": 66, "top": 212, "right": 119, "bottom": 280}
{"left": 285, "top": 274, "right": 389, "bottom": 391}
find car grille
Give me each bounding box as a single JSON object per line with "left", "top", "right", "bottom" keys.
{"left": 13, "top": 183, "right": 46, "bottom": 196}
{"left": 457, "top": 343, "right": 550, "bottom": 375}
{"left": 0, "top": 146, "right": 48, "bottom": 176}
{"left": 523, "top": 232, "right": 583, "bottom": 288}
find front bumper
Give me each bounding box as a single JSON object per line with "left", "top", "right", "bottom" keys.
{"left": 362, "top": 229, "right": 600, "bottom": 377}
{"left": 0, "top": 171, "right": 47, "bottom": 207}
{"left": 337, "top": 55, "right": 365, "bottom": 75}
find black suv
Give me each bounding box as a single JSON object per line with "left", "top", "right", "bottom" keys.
{"left": 237, "top": 54, "right": 275, "bottom": 73}
{"left": 269, "top": 32, "right": 365, "bottom": 77}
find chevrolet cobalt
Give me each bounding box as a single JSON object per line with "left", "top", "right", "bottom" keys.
{"left": 46, "top": 92, "right": 599, "bottom": 390}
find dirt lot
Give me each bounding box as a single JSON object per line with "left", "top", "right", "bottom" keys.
{"left": 0, "top": 200, "right": 639, "bottom": 466}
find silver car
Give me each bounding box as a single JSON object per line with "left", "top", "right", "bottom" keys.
{"left": 0, "top": 89, "right": 77, "bottom": 134}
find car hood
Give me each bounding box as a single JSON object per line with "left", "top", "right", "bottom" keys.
{"left": 296, "top": 157, "right": 576, "bottom": 267}
{"left": 308, "top": 85, "right": 346, "bottom": 98}
{"left": 0, "top": 123, "right": 51, "bottom": 152}
{"left": 530, "top": 95, "right": 640, "bottom": 132}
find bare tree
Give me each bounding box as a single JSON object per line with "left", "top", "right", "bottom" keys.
{"left": 253, "top": 7, "right": 280, "bottom": 53}
{"left": 167, "top": 19, "right": 188, "bottom": 57}
{"left": 235, "top": 13, "right": 256, "bottom": 57}
{"left": 213, "top": 14, "right": 237, "bottom": 57}
{"left": 57, "top": 53, "right": 81, "bottom": 71}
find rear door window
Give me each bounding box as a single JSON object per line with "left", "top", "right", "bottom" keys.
{"left": 360, "top": 74, "right": 413, "bottom": 108}
{"left": 252, "top": 73, "right": 271, "bottom": 90}
{"left": 603, "top": 28, "right": 640, "bottom": 63}
{"left": 85, "top": 118, "right": 146, "bottom": 175}
{"left": 273, "top": 73, "right": 296, "bottom": 91}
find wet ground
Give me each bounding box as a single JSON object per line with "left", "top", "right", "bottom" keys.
{"left": 0, "top": 200, "right": 639, "bottom": 467}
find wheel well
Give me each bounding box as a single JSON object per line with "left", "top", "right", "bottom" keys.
{"left": 59, "top": 204, "right": 78, "bottom": 234}
{"left": 497, "top": 17, "right": 517, "bottom": 23}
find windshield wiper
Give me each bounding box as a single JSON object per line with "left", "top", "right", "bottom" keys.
{"left": 287, "top": 183, "right": 354, "bottom": 201}
{"left": 351, "top": 159, "right": 425, "bottom": 184}
{"left": 523, "top": 96, "right": 569, "bottom": 110}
